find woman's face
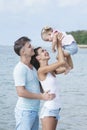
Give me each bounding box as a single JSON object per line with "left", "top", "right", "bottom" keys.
{"left": 37, "top": 47, "right": 50, "bottom": 60}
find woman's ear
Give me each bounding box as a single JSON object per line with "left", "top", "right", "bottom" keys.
{"left": 36, "top": 55, "right": 40, "bottom": 60}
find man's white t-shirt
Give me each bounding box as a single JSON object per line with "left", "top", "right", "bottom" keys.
{"left": 13, "top": 61, "right": 40, "bottom": 111}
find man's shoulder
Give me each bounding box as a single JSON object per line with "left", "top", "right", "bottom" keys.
{"left": 14, "top": 62, "right": 21, "bottom": 69}
{"left": 14, "top": 62, "right": 27, "bottom": 73}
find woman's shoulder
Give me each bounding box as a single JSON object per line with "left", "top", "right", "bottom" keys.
{"left": 38, "top": 67, "right": 46, "bottom": 75}
{"left": 37, "top": 67, "right": 47, "bottom": 81}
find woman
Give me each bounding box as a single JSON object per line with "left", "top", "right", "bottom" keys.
{"left": 31, "top": 39, "right": 73, "bottom": 130}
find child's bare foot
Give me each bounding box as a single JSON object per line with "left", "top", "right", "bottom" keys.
{"left": 64, "top": 67, "right": 71, "bottom": 75}
{"left": 64, "top": 62, "right": 71, "bottom": 75}
{"left": 55, "top": 67, "right": 66, "bottom": 74}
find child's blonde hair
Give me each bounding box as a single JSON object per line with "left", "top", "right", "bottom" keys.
{"left": 41, "top": 26, "right": 53, "bottom": 40}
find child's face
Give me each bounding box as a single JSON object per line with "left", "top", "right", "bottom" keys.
{"left": 43, "top": 31, "right": 53, "bottom": 42}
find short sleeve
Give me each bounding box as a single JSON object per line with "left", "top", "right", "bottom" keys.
{"left": 13, "top": 66, "right": 27, "bottom": 87}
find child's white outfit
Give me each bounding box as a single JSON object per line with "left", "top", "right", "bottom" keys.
{"left": 40, "top": 73, "right": 61, "bottom": 120}
{"left": 54, "top": 30, "right": 78, "bottom": 55}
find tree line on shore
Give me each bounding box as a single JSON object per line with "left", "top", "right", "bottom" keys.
{"left": 67, "top": 30, "right": 87, "bottom": 45}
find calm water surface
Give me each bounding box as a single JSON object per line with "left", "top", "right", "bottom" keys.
{"left": 0, "top": 46, "right": 87, "bottom": 130}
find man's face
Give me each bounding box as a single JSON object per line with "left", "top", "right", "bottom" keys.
{"left": 23, "top": 42, "right": 35, "bottom": 57}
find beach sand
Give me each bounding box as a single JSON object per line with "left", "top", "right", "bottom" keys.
{"left": 78, "top": 44, "right": 87, "bottom": 48}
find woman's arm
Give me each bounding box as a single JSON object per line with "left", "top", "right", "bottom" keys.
{"left": 38, "top": 38, "right": 65, "bottom": 74}
{"left": 52, "top": 34, "right": 58, "bottom": 52}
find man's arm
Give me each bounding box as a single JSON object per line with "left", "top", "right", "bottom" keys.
{"left": 16, "top": 86, "right": 55, "bottom": 100}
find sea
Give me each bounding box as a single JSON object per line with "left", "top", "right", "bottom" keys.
{"left": 0, "top": 45, "right": 87, "bottom": 130}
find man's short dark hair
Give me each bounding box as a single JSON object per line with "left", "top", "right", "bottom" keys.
{"left": 14, "top": 36, "right": 31, "bottom": 56}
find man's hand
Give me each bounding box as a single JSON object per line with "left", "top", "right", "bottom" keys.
{"left": 41, "top": 90, "right": 56, "bottom": 100}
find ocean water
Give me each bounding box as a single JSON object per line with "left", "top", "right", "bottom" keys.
{"left": 0, "top": 46, "right": 87, "bottom": 130}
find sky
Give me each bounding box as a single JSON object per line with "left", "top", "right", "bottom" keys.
{"left": 0, "top": 0, "right": 87, "bottom": 46}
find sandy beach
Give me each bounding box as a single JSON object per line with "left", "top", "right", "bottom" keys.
{"left": 78, "top": 44, "right": 87, "bottom": 48}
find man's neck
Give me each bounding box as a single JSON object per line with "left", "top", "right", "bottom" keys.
{"left": 20, "top": 56, "right": 31, "bottom": 66}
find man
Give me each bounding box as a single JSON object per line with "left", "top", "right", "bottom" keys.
{"left": 13, "top": 36, "right": 55, "bottom": 130}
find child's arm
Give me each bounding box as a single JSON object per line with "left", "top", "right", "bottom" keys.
{"left": 38, "top": 38, "right": 65, "bottom": 75}
{"left": 52, "top": 34, "right": 58, "bottom": 52}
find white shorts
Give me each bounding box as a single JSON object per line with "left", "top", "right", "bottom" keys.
{"left": 40, "top": 106, "right": 61, "bottom": 120}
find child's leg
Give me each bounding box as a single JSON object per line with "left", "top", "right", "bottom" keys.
{"left": 56, "top": 51, "right": 71, "bottom": 74}
{"left": 63, "top": 51, "right": 73, "bottom": 69}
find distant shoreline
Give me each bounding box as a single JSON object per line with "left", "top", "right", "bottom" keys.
{"left": 0, "top": 44, "right": 87, "bottom": 48}
{"left": 78, "top": 44, "right": 87, "bottom": 48}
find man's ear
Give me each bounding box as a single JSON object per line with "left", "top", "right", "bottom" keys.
{"left": 36, "top": 55, "right": 40, "bottom": 60}
{"left": 20, "top": 47, "right": 25, "bottom": 55}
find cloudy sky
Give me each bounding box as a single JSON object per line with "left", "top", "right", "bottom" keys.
{"left": 0, "top": 0, "right": 87, "bottom": 46}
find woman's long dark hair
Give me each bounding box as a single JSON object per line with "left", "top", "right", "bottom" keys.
{"left": 31, "top": 47, "right": 44, "bottom": 93}
{"left": 30, "top": 47, "right": 41, "bottom": 70}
